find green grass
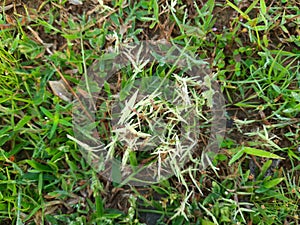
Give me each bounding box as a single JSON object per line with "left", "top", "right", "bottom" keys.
{"left": 0, "top": 0, "right": 299, "bottom": 224}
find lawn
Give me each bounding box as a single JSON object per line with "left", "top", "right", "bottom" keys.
{"left": 0, "top": 0, "right": 299, "bottom": 224}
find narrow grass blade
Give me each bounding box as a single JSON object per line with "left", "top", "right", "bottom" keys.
{"left": 243, "top": 147, "right": 285, "bottom": 159}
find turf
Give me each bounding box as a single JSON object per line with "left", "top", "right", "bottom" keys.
{"left": 0, "top": 0, "right": 299, "bottom": 224}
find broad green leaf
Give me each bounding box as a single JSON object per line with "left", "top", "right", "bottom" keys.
{"left": 229, "top": 149, "right": 244, "bottom": 165}
{"left": 263, "top": 178, "right": 285, "bottom": 188}
{"left": 226, "top": 1, "right": 250, "bottom": 21}
{"left": 202, "top": 219, "right": 215, "bottom": 225}
{"left": 243, "top": 147, "right": 285, "bottom": 159}
{"left": 0, "top": 203, "right": 7, "bottom": 211}
{"left": 40, "top": 106, "right": 53, "bottom": 119}
{"left": 260, "top": 0, "right": 267, "bottom": 15}
{"left": 45, "top": 162, "right": 58, "bottom": 173}
{"left": 95, "top": 194, "right": 104, "bottom": 217}
{"left": 59, "top": 119, "right": 72, "bottom": 127}
{"left": 26, "top": 160, "right": 54, "bottom": 173}
{"left": 129, "top": 151, "right": 138, "bottom": 167}
{"left": 119, "top": 80, "right": 134, "bottom": 101}
{"left": 245, "top": 0, "right": 260, "bottom": 15}
{"left": 14, "top": 115, "right": 32, "bottom": 131}
{"left": 257, "top": 160, "right": 273, "bottom": 180}
{"left": 153, "top": 0, "right": 159, "bottom": 21}
{"left": 66, "top": 158, "right": 78, "bottom": 171}
{"left": 104, "top": 209, "right": 124, "bottom": 219}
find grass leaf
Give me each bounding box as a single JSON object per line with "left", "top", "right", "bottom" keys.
{"left": 260, "top": 0, "right": 267, "bottom": 14}
{"left": 25, "top": 160, "right": 54, "bottom": 173}
{"left": 14, "top": 115, "right": 32, "bottom": 131}
{"left": 243, "top": 147, "right": 285, "bottom": 159}
{"left": 263, "top": 178, "right": 285, "bottom": 188}
{"left": 229, "top": 149, "right": 245, "bottom": 165}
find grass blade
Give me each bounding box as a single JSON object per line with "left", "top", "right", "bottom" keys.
{"left": 243, "top": 147, "right": 285, "bottom": 159}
